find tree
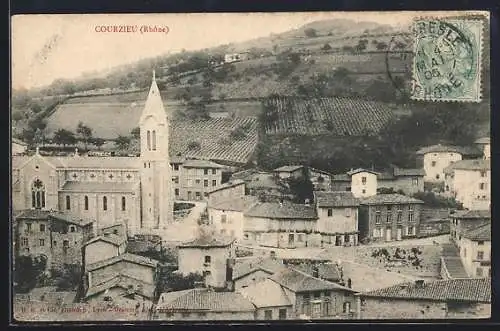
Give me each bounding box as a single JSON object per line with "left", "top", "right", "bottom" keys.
{"left": 130, "top": 127, "right": 141, "bottom": 140}
{"left": 304, "top": 28, "right": 317, "bottom": 38}
{"left": 76, "top": 122, "right": 93, "bottom": 151}
{"left": 53, "top": 129, "right": 77, "bottom": 146}
{"left": 30, "top": 103, "right": 43, "bottom": 114}
{"left": 51, "top": 264, "right": 81, "bottom": 290}
{"left": 12, "top": 110, "right": 24, "bottom": 122}
{"left": 321, "top": 43, "right": 332, "bottom": 51}
{"left": 376, "top": 42, "right": 388, "bottom": 50}
{"left": 92, "top": 137, "right": 106, "bottom": 150}
{"left": 114, "top": 135, "right": 131, "bottom": 150}
{"left": 282, "top": 170, "right": 315, "bottom": 204}
{"left": 14, "top": 255, "right": 47, "bottom": 293}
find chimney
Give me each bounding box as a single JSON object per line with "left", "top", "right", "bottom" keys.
{"left": 415, "top": 279, "right": 425, "bottom": 288}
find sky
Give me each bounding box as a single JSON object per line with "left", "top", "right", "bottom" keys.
{"left": 11, "top": 11, "right": 486, "bottom": 90}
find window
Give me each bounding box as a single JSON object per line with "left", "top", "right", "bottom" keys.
{"left": 204, "top": 255, "right": 211, "bottom": 265}
{"left": 147, "top": 130, "right": 151, "bottom": 150}
{"left": 63, "top": 239, "right": 69, "bottom": 251}
{"left": 375, "top": 213, "right": 381, "bottom": 224}
{"left": 220, "top": 229, "right": 226, "bottom": 235}
{"left": 478, "top": 241, "right": 485, "bottom": 246}
{"left": 476, "top": 267, "right": 483, "bottom": 277}
{"left": 212, "top": 180, "right": 217, "bottom": 186}
{"left": 173, "top": 164, "right": 179, "bottom": 171}
{"left": 39, "top": 224, "right": 45, "bottom": 232}
{"left": 279, "top": 308, "right": 287, "bottom": 320}
{"left": 203, "top": 270, "right": 211, "bottom": 277}
{"left": 408, "top": 211, "right": 414, "bottom": 223}
{"left": 84, "top": 196, "right": 89, "bottom": 210}
{"left": 70, "top": 226, "right": 76, "bottom": 233}
{"left": 345, "top": 208, "right": 351, "bottom": 217}
{"left": 297, "top": 234, "right": 304, "bottom": 242}
{"left": 409, "top": 226, "right": 416, "bottom": 236}
{"left": 195, "top": 192, "right": 201, "bottom": 200}
{"left": 121, "top": 196, "right": 126, "bottom": 211}
{"left": 302, "top": 294, "right": 310, "bottom": 315}
{"left": 431, "top": 161, "right": 436, "bottom": 167}
{"left": 103, "top": 196, "right": 108, "bottom": 211}
{"left": 480, "top": 171, "right": 486, "bottom": 177}
{"left": 21, "top": 237, "right": 29, "bottom": 246}
{"left": 264, "top": 310, "right": 273, "bottom": 320}
{"left": 445, "top": 185, "right": 450, "bottom": 191}
{"left": 152, "top": 130, "right": 156, "bottom": 151}
{"left": 435, "top": 174, "right": 440, "bottom": 180}
{"left": 204, "top": 169, "right": 209, "bottom": 175}
{"left": 397, "top": 212, "right": 402, "bottom": 223}
{"left": 26, "top": 223, "right": 32, "bottom": 232}
{"left": 477, "top": 251, "right": 484, "bottom": 260}
{"left": 327, "top": 209, "right": 333, "bottom": 217}
{"left": 53, "top": 240, "right": 57, "bottom": 246}
{"left": 212, "top": 169, "right": 217, "bottom": 175}
{"left": 479, "top": 183, "right": 486, "bottom": 190}
{"left": 343, "top": 302, "right": 351, "bottom": 313}
{"left": 39, "top": 239, "right": 45, "bottom": 246}
{"left": 173, "top": 177, "right": 179, "bottom": 184}
{"left": 65, "top": 195, "right": 71, "bottom": 210}
{"left": 220, "top": 214, "right": 227, "bottom": 223}
{"left": 196, "top": 179, "right": 201, "bottom": 184}
{"left": 361, "top": 176, "right": 367, "bottom": 185}
{"left": 362, "top": 189, "right": 366, "bottom": 194}
{"left": 175, "top": 188, "right": 179, "bottom": 196}
{"left": 31, "top": 179, "right": 46, "bottom": 209}
{"left": 412, "top": 177, "right": 419, "bottom": 185}
{"left": 204, "top": 180, "right": 208, "bottom": 187}
{"left": 386, "top": 213, "right": 392, "bottom": 223}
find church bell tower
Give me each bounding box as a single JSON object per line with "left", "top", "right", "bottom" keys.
{"left": 139, "top": 71, "right": 173, "bottom": 234}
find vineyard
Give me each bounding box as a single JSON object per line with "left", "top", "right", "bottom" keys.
{"left": 262, "top": 96, "right": 398, "bottom": 136}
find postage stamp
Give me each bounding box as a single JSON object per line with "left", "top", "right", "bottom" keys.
{"left": 410, "top": 18, "right": 484, "bottom": 102}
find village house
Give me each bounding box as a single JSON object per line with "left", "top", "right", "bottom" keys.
{"left": 266, "top": 268, "right": 359, "bottom": 319}
{"left": 207, "top": 195, "right": 258, "bottom": 240}
{"left": 241, "top": 201, "right": 319, "bottom": 248}
{"left": 84, "top": 252, "right": 159, "bottom": 299}
{"left": 273, "top": 165, "right": 305, "bottom": 180}
{"left": 456, "top": 222, "right": 491, "bottom": 278}
{"left": 83, "top": 232, "right": 128, "bottom": 267}
{"left": 314, "top": 191, "right": 360, "bottom": 247}
{"left": 474, "top": 137, "right": 490, "bottom": 160}
{"left": 449, "top": 209, "right": 490, "bottom": 243}
{"left": 230, "top": 169, "right": 287, "bottom": 202}
{"left": 308, "top": 167, "right": 333, "bottom": 191}
{"left": 206, "top": 179, "right": 245, "bottom": 205}
{"left": 15, "top": 209, "right": 94, "bottom": 269}
{"left": 358, "top": 194, "right": 424, "bottom": 242}
{"left": 332, "top": 167, "right": 424, "bottom": 196}
{"left": 12, "top": 137, "right": 28, "bottom": 155}
{"left": 416, "top": 144, "right": 481, "bottom": 183}
{"left": 232, "top": 257, "right": 287, "bottom": 290}
{"left": 293, "top": 263, "right": 343, "bottom": 284}
{"left": 358, "top": 278, "right": 491, "bottom": 319}
{"left": 176, "top": 159, "right": 224, "bottom": 201}
{"left": 154, "top": 288, "right": 256, "bottom": 320}
{"left": 443, "top": 159, "right": 490, "bottom": 210}
{"left": 177, "top": 235, "right": 236, "bottom": 289}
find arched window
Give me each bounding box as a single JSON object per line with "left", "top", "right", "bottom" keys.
{"left": 152, "top": 130, "right": 157, "bottom": 151}
{"left": 147, "top": 130, "right": 151, "bottom": 151}
{"left": 121, "top": 196, "right": 126, "bottom": 211}
{"left": 103, "top": 196, "right": 108, "bottom": 211}
{"left": 84, "top": 196, "right": 89, "bottom": 210}
{"left": 31, "top": 179, "right": 45, "bottom": 209}
{"left": 65, "top": 195, "right": 71, "bottom": 210}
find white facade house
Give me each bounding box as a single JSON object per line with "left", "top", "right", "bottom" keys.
{"left": 347, "top": 169, "right": 378, "bottom": 198}
{"left": 416, "top": 145, "right": 464, "bottom": 182}
{"left": 475, "top": 137, "right": 490, "bottom": 160}
{"left": 457, "top": 222, "right": 491, "bottom": 278}
{"left": 444, "top": 159, "right": 490, "bottom": 210}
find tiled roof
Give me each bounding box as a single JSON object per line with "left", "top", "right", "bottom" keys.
{"left": 61, "top": 181, "right": 139, "bottom": 193}
{"left": 239, "top": 279, "right": 293, "bottom": 308}
{"left": 209, "top": 195, "right": 258, "bottom": 212}
{"left": 85, "top": 274, "right": 155, "bottom": 299}
{"left": 83, "top": 233, "right": 127, "bottom": 248}
{"left": 333, "top": 173, "right": 350, "bottom": 182}
{"left": 48, "top": 212, "right": 94, "bottom": 226}
{"left": 182, "top": 159, "right": 225, "bottom": 169}
{"left": 157, "top": 288, "right": 255, "bottom": 312}
{"left": 269, "top": 268, "right": 357, "bottom": 293}
{"left": 86, "top": 253, "right": 158, "bottom": 272}
{"left": 207, "top": 179, "right": 245, "bottom": 194}
{"left": 230, "top": 168, "right": 261, "bottom": 181}
{"left": 475, "top": 137, "right": 490, "bottom": 144}
{"left": 263, "top": 97, "right": 395, "bottom": 136}
{"left": 315, "top": 191, "right": 359, "bottom": 208}
{"left": 463, "top": 222, "right": 491, "bottom": 241}
{"left": 441, "top": 257, "right": 469, "bottom": 279}
{"left": 15, "top": 209, "right": 53, "bottom": 220}
{"left": 274, "top": 165, "right": 304, "bottom": 173}
{"left": 444, "top": 159, "right": 490, "bottom": 173}
{"left": 245, "top": 172, "right": 282, "bottom": 190}
{"left": 346, "top": 168, "right": 380, "bottom": 176}
{"left": 15, "top": 209, "right": 94, "bottom": 226}
{"left": 451, "top": 209, "right": 491, "bottom": 219}
{"left": 178, "top": 234, "right": 235, "bottom": 248}
{"left": 416, "top": 144, "right": 481, "bottom": 156}
{"left": 233, "top": 257, "right": 287, "bottom": 280}
{"left": 169, "top": 117, "right": 259, "bottom": 165}
{"left": 244, "top": 202, "right": 318, "bottom": 220}
{"left": 293, "top": 263, "right": 342, "bottom": 282}
{"left": 360, "top": 194, "right": 424, "bottom": 205}
{"left": 393, "top": 167, "right": 425, "bottom": 176}
{"left": 362, "top": 278, "right": 491, "bottom": 303}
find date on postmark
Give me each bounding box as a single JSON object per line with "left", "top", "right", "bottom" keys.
{"left": 411, "top": 18, "right": 483, "bottom": 102}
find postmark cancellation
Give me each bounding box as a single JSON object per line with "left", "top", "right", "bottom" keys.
{"left": 411, "top": 17, "right": 485, "bottom": 102}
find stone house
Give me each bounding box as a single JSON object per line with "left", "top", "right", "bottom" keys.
{"left": 457, "top": 222, "right": 491, "bottom": 278}
{"left": 314, "top": 191, "right": 360, "bottom": 247}
{"left": 232, "top": 257, "right": 287, "bottom": 290}
{"left": 358, "top": 278, "right": 491, "bottom": 319}
{"left": 308, "top": 167, "right": 333, "bottom": 192}
{"left": 15, "top": 209, "right": 94, "bottom": 269}
{"left": 241, "top": 201, "right": 319, "bottom": 248}
{"left": 206, "top": 179, "right": 245, "bottom": 206}
{"left": 449, "top": 209, "right": 490, "bottom": 243}
{"left": 83, "top": 233, "right": 128, "bottom": 267}
{"left": 273, "top": 165, "right": 305, "bottom": 180}
{"left": 177, "top": 235, "right": 236, "bottom": 289}
{"left": 153, "top": 288, "right": 256, "bottom": 320}
{"left": 207, "top": 195, "right": 258, "bottom": 240}
{"left": 230, "top": 169, "right": 287, "bottom": 202}
{"left": 176, "top": 159, "right": 224, "bottom": 201}
{"left": 358, "top": 194, "right": 424, "bottom": 242}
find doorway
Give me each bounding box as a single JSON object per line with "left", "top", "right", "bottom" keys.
{"left": 385, "top": 228, "right": 392, "bottom": 241}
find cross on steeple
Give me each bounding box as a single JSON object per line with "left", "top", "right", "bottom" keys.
{"left": 153, "top": 69, "right": 155, "bottom": 81}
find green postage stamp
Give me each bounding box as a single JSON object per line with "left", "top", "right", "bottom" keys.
{"left": 411, "top": 18, "right": 484, "bottom": 102}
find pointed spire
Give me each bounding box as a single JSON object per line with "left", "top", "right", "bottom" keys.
{"left": 35, "top": 146, "right": 40, "bottom": 155}
{"left": 153, "top": 69, "right": 156, "bottom": 81}
{"left": 139, "top": 69, "right": 167, "bottom": 125}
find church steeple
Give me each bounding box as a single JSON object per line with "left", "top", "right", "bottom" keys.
{"left": 140, "top": 70, "right": 167, "bottom": 126}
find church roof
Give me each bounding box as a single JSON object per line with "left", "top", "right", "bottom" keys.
{"left": 61, "top": 181, "right": 139, "bottom": 193}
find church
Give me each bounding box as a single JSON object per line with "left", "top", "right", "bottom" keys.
{"left": 12, "top": 73, "right": 174, "bottom": 237}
